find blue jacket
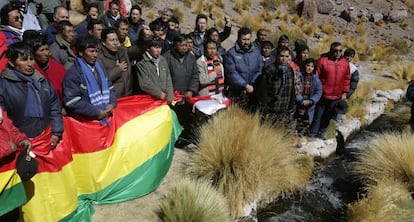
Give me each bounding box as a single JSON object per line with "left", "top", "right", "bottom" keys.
{"left": 45, "top": 23, "right": 58, "bottom": 45}
{"left": 0, "top": 68, "right": 63, "bottom": 138}
{"left": 63, "top": 59, "right": 117, "bottom": 119}
{"left": 225, "top": 44, "right": 263, "bottom": 96}
{"left": 296, "top": 72, "right": 323, "bottom": 123}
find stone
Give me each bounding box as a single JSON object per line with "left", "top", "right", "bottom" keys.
{"left": 300, "top": 0, "right": 318, "bottom": 21}
{"left": 316, "top": 0, "right": 334, "bottom": 15}
{"left": 370, "top": 12, "right": 383, "bottom": 23}
{"left": 388, "top": 8, "right": 408, "bottom": 23}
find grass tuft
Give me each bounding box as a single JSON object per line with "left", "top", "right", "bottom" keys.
{"left": 302, "top": 22, "right": 318, "bottom": 37}
{"left": 145, "top": 9, "right": 156, "bottom": 21}
{"left": 185, "top": 106, "right": 313, "bottom": 218}
{"left": 153, "top": 179, "right": 231, "bottom": 222}
{"left": 320, "top": 23, "right": 335, "bottom": 35}
{"left": 180, "top": 0, "right": 192, "bottom": 8}
{"left": 347, "top": 180, "right": 414, "bottom": 222}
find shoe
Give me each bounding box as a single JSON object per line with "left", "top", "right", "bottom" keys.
{"left": 317, "top": 134, "right": 327, "bottom": 140}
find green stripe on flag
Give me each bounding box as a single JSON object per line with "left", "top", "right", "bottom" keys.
{"left": 61, "top": 110, "right": 182, "bottom": 222}
{"left": 0, "top": 182, "right": 27, "bottom": 216}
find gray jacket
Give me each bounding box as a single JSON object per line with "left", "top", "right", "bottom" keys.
{"left": 136, "top": 52, "right": 173, "bottom": 102}
{"left": 97, "top": 45, "right": 132, "bottom": 98}
{"left": 163, "top": 50, "right": 199, "bottom": 94}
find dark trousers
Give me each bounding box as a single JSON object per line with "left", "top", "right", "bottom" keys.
{"left": 310, "top": 98, "right": 338, "bottom": 136}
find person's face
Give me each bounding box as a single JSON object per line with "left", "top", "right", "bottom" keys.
{"left": 110, "top": 3, "right": 120, "bottom": 16}
{"left": 61, "top": 25, "right": 76, "bottom": 44}
{"left": 175, "top": 41, "right": 188, "bottom": 56}
{"left": 34, "top": 45, "right": 50, "bottom": 64}
{"left": 7, "top": 10, "right": 23, "bottom": 29}
{"left": 301, "top": 49, "right": 309, "bottom": 60}
{"left": 88, "top": 7, "right": 99, "bottom": 20}
{"left": 261, "top": 45, "right": 273, "bottom": 57}
{"left": 280, "top": 40, "right": 289, "bottom": 47}
{"left": 55, "top": 8, "right": 69, "bottom": 22}
{"left": 148, "top": 45, "right": 162, "bottom": 58}
{"left": 103, "top": 33, "right": 120, "bottom": 52}
{"left": 196, "top": 18, "right": 207, "bottom": 32}
{"left": 277, "top": 50, "right": 290, "bottom": 65}
{"left": 130, "top": 9, "right": 141, "bottom": 23}
{"left": 257, "top": 31, "right": 268, "bottom": 42}
{"left": 8, "top": 54, "right": 34, "bottom": 75}
{"left": 332, "top": 46, "right": 342, "bottom": 60}
{"left": 186, "top": 39, "right": 194, "bottom": 48}
{"left": 238, "top": 33, "right": 252, "bottom": 51}
{"left": 345, "top": 54, "right": 354, "bottom": 62}
{"left": 305, "top": 62, "right": 315, "bottom": 74}
{"left": 205, "top": 42, "right": 217, "bottom": 59}
{"left": 153, "top": 29, "right": 164, "bottom": 37}
{"left": 89, "top": 24, "right": 103, "bottom": 39}
{"left": 210, "top": 31, "right": 219, "bottom": 42}
{"left": 161, "top": 11, "right": 170, "bottom": 22}
{"left": 80, "top": 47, "right": 98, "bottom": 65}
{"left": 117, "top": 23, "right": 128, "bottom": 40}
{"left": 168, "top": 21, "right": 178, "bottom": 31}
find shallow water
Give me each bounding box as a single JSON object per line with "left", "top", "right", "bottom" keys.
{"left": 258, "top": 102, "right": 411, "bottom": 222}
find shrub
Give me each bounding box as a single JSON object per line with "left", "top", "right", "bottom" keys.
{"left": 391, "top": 39, "right": 410, "bottom": 55}
{"left": 320, "top": 23, "right": 335, "bottom": 36}
{"left": 347, "top": 180, "right": 414, "bottom": 222}
{"left": 133, "top": 0, "right": 155, "bottom": 7}
{"left": 145, "top": 9, "right": 156, "bottom": 20}
{"left": 153, "top": 179, "right": 231, "bottom": 222}
{"left": 185, "top": 106, "right": 314, "bottom": 218}
{"left": 302, "top": 22, "right": 318, "bottom": 37}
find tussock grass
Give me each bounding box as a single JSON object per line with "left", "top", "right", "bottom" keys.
{"left": 347, "top": 180, "right": 414, "bottom": 222}
{"left": 387, "top": 61, "right": 414, "bottom": 81}
{"left": 402, "top": 0, "right": 414, "bottom": 12}
{"left": 172, "top": 7, "right": 184, "bottom": 23}
{"left": 353, "top": 131, "right": 414, "bottom": 188}
{"left": 192, "top": 1, "right": 214, "bottom": 15}
{"left": 391, "top": 39, "right": 411, "bottom": 55}
{"left": 238, "top": 11, "right": 264, "bottom": 31}
{"left": 274, "top": 8, "right": 283, "bottom": 19}
{"left": 375, "top": 20, "right": 386, "bottom": 27}
{"left": 309, "top": 36, "right": 333, "bottom": 58}
{"left": 400, "top": 19, "right": 410, "bottom": 30}
{"left": 302, "top": 22, "right": 318, "bottom": 37}
{"left": 260, "top": 0, "right": 296, "bottom": 10}
{"left": 355, "top": 21, "right": 366, "bottom": 36}
{"left": 260, "top": 7, "right": 273, "bottom": 23}
{"left": 367, "top": 78, "right": 407, "bottom": 91}
{"left": 153, "top": 179, "right": 231, "bottom": 222}
{"left": 145, "top": 10, "right": 156, "bottom": 20}
{"left": 320, "top": 23, "right": 335, "bottom": 35}
{"left": 180, "top": 0, "right": 192, "bottom": 8}
{"left": 185, "top": 106, "right": 314, "bottom": 218}
{"left": 291, "top": 14, "right": 304, "bottom": 27}
{"left": 232, "top": 0, "right": 252, "bottom": 13}
{"left": 370, "top": 41, "right": 393, "bottom": 61}
{"left": 134, "top": 0, "right": 155, "bottom": 7}
{"left": 347, "top": 83, "right": 371, "bottom": 122}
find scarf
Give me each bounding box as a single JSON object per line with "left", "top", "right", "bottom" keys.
{"left": 13, "top": 71, "right": 43, "bottom": 118}
{"left": 77, "top": 57, "right": 110, "bottom": 125}
{"left": 145, "top": 52, "right": 160, "bottom": 76}
{"left": 303, "top": 74, "right": 313, "bottom": 96}
{"left": 7, "top": 26, "right": 24, "bottom": 39}
{"left": 206, "top": 56, "right": 224, "bottom": 95}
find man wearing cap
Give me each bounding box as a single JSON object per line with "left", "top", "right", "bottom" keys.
{"left": 309, "top": 42, "right": 350, "bottom": 140}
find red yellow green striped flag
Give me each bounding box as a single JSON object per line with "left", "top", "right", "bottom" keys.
{"left": 0, "top": 95, "right": 182, "bottom": 221}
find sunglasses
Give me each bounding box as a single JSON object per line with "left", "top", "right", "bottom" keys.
{"left": 13, "top": 15, "right": 23, "bottom": 22}
{"left": 334, "top": 49, "right": 342, "bottom": 53}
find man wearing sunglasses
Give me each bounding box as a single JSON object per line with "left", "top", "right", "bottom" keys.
{"left": 0, "top": 4, "right": 25, "bottom": 72}
{"left": 309, "top": 42, "right": 350, "bottom": 140}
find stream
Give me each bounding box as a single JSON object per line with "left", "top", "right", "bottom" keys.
{"left": 257, "top": 102, "right": 412, "bottom": 222}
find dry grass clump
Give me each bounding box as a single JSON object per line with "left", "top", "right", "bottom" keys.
{"left": 346, "top": 83, "right": 371, "bottom": 122}
{"left": 391, "top": 39, "right": 411, "bottom": 55}
{"left": 260, "top": 0, "right": 296, "bottom": 10}
{"left": 400, "top": 19, "right": 410, "bottom": 30}
{"left": 388, "top": 61, "right": 414, "bottom": 81}
{"left": 291, "top": 14, "right": 304, "bottom": 27}
{"left": 185, "top": 106, "right": 314, "bottom": 218}
{"left": 355, "top": 21, "right": 366, "bottom": 36}
{"left": 232, "top": 0, "right": 252, "bottom": 13}
{"left": 236, "top": 11, "right": 264, "bottom": 32}
{"left": 375, "top": 20, "right": 386, "bottom": 27}
{"left": 152, "top": 179, "right": 231, "bottom": 222}
{"left": 134, "top": 0, "right": 155, "bottom": 7}
{"left": 320, "top": 23, "right": 335, "bottom": 35}
{"left": 302, "top": 22, "right": 318, "bottom": 37}
{"left": 260, "top": 7, "right": 273, "bottom": 23}
{"left": 370, "top": 41, "right": 393, "bottom": 61}
{"left": 172, "top": 7, "right": 184, "bottom": 23}
{"left": 402, "top": 0, "right": 414, "bottom": 12}
{"left": 367, "top": 78, "right": 407, "bottom": 91}
{"left": 180, "top": 0, "right": 192, "bottom": 8}
{"left": 347, "top": 180, "right": 414, "bottom": 222}
{"left": 309, "top": 36, "right": 333, "bottom": 58}
{"left": 192, "top": 1, "right": 214, "bottom": 15}
{"left": 353, "top": 131, "right": 414, "bottom": 188}
{"left": 145, "top": 9, "right": 157, "bottom": 21}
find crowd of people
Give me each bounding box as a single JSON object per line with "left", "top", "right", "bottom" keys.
{"left": 0, "top": 0, "right": 361, "bottom": 163}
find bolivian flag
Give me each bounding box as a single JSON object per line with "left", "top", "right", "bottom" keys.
{"left": 0, "top": 95, "right": 182, "bottom": 221}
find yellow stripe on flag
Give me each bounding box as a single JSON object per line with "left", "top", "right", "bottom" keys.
{"left": 73, "top": 105, "right": 173, "bottom": 194}
{"left": 0, "top": 170, "right": 21, "bottom": 190}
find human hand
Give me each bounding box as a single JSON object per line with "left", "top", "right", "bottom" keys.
{"left": 19, "top": 140, "right": 32, "bottom": 151}
{"left": 302, "top": 100, "right": 312, "bottom": 107}
{"left": 341, "top": 93, "right": 347, "bottom": 100}
{"left": 8, "top": 141, "right": 17, "bottom": 152}
{"left": 224, "top": 15, "right": 231, "bottom": 26}
{"left": 106, "top": 104, "right": 114, "bottom": 116}
{"left": 184, "top": 91, "right": 193, "bottom": 99}
{"left": 116, "top": 60, "right": 128, "bottom": 72}
{"left": 160, "top": 92, "right": 167, "bottom": 100}
{"left": 50, "top": 135, "right": 60, "bottom": 149}
{"left": 98, "top": 110, "right": 108, "bottom": 120}
{"left": 245, "top": 84, "right": 254, "bottom": 93}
